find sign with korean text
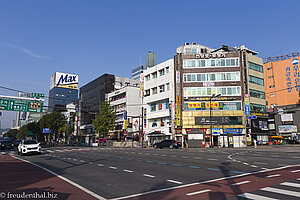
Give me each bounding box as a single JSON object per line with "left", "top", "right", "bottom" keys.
{"left": 205, "top": 102, "right": 219, "bottom": 108}
{"left": 245, "top": 105, "right": 250, "bottom": 115}
{"left": 31, "top": 93, "right": 45, "bottom": 98}
{"left": 188, "top": 102, "right": 201, "bottom": 108}
{"left": 0, "top": 98, "right": 43, "bottom": 113}
{"left": 176, "top": 96, "right": 181, "bottom": 126}
{"left": 143, "top": 108, "right": 147, "bottom": 128}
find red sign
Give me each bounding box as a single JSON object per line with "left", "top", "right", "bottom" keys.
{"left": 158, "top": 104, "right": 162, "bottom": 110}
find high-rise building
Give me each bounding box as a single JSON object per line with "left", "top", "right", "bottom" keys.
{"left": 48, "top": 72, "right": 79, "bottom": 112}
{"left": 132, "top": 65, "right": 144, "bottom": 81}
{"left": 263, "top": 52, "right": 300, "bottom": 108}
{"left": 146, "top": 51, "right": 157, "bottom": 68}
{"left": 174, "top": 42, "right": 267, "bottom": 148}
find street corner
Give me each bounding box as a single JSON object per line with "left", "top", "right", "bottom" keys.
{"left": 0, "top": 155, "right": 104, "bottom": 200}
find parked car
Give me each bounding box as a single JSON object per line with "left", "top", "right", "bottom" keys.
{"left": 153, "top": 140, "right": 180, "bottom": 149}
{"left": 18, "top": 140, "right": 41, "bottom": 155}
{"left": 0, "top": 140, "right": 14, "bottom": 150}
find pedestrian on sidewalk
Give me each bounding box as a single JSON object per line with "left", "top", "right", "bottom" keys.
{"left": 253, "top": 139, "right": 257, "bottom": 148}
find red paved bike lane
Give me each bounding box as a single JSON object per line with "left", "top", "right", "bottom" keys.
{"left": 0, "top": 155, "right": 105, "bottom": 200}
{"left": 116, "top": 165, "right": 300, "bottom": 200}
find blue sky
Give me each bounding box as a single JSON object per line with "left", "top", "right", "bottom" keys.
{"left": 0, "top": 0, "right": 300, "bottom": 129}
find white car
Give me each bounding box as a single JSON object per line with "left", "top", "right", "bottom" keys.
{"left": 18, "top": 140, "right": 41, "bottom": 155}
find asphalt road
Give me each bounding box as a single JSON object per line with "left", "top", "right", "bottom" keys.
{"left": 1, "top": 145, "right": 300, "bottom": 200}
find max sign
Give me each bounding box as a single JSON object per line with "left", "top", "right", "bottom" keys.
{"left": 51, "top": 72, "right": 79, "bottom": 89}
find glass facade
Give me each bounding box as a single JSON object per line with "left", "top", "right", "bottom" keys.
{"left": 248, "top": 62, "right": 263, "bottom": 73}
{"left": 184, "top": 72, "right": 240, "bottom": 82}
{"left": 184, "top": 86, "right": 241, "bottom": 97}
{"left": 250, "top": 89, "right": 265, "bottom": 99}
{"left": 249, "top": 75, "right": 264, "bottom": 86}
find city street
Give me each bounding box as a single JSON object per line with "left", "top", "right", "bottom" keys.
{"left": 0, "top": 145, "right": 299, "bottom": 200}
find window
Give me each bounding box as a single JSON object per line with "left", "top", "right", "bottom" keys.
{"left": 166, "top": 83, "right": 170, "bottom": 91}
{"left": 231, "top": 59, "right": 235, "bottom": 66}
{"left": 206, "top": 60, "right": 211, "bottom": 67}
{"left": 226, "top": 73, "right": 232, "bottom": 80}
{"left": 191, "top": 60, "right": 196, "bottom": 68}
{"left": 145, "top": 75, "right": 150, "bottom": 81}
{"left": 210, "top": 74, "right": 216, "bottom": 81}
{"left": 227, "top": 87, "right": 232, "bottom": 95}
{"left": 248, "top": 62, "right": 263, "bottom": 73}
{"left": 270, "top": 94, "right": 276, "bottom": 97}
{"left": 152, "top": 87, "right": 157, "bottom": 95}
{"left": 221, "top": 59, "right": 225, "bottom": 66}
{"left": 249, "top": 75, "right": 264, "bottom": 86}
{"left": 187, "top": 74, "right": 191, "bottom": 81}
{"left": 197, "top": 74, "right": 202, "bottom": 81}
{"left": 216, "top": 59, "right": 220, "bottom": 66}
{"left": 211, "top": 60, "right": 215, "bottom": 67}
{"left": 144, "top": 89, "right": 150, "bottom": 97}
{"left": 250, "top": 89, "right": 265, "bottom": 99}
{"left": 159, "top": 85, "right": 165, "bottom": 93}
{"left": 150, "top": 103, "right": 156, "bottom": 112}
{"left": 250, "top": 103, "right": 266, "bottom": 112}
{"left": 268, "top": 76, "right": 274, "bottom": 79}
{"left": 267, "top": 67, "right": 272, "bottom": 70}
{"left": 166, "top": 66, "right": 169, "bottom": 73}
{"left": 152, "top": 72, "right": 157, "bottom": 79}
{"left": 200, "top": 60, "right": 206, "bottom": 67}
{"left": 226, "top": 59, "right": 231, "bottom": 66}
{"left": 269, "top": 85, "right": 275, "bottom": 88}
{"left": 159, "top": 69, "right": 165, "bottom": 76}
{"left": 191, "top": 74, "right": 196, "bottom": 81}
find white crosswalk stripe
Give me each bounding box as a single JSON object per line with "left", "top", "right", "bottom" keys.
{"left": 238, "top": 193, "right": 278, "bottom": 200}
{"left": 238, "top": 180, "right": 300, "bottom": 199}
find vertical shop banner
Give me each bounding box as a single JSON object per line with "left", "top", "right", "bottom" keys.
{"left": 169, "top": 103, "right": 172, "bottom": 126}
{"left": 143, "top": 108, "right": 147, "bottom": 128}
{"left": 244, "top": 94, "right": 250, "bottom": 116}
{"left": 176, "top": 96, "right": 181, "bottom": 126}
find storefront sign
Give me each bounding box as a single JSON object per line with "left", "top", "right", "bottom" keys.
{"left": 195, "top": 116, "right": 243, "bottom": 125}
{"left": 205, "top": 102, "right": 219, "bottom": 108}
{"left": 169, "top": 103, "right": 172, "bottom": 126}
{"left": 245, "top": 105, "right": 250, "bottom": 115}
{"left": 188, "top": 102, "right": 201, "bottom": 108}
{"left": 281, "top": 113, "right": 293, "bottom": 122}
{"left": 279, "top": 125, "right": 297, "bottom": 133}
{"left": 143, "top": 108, "right": 147, "bottom": 128}
{"left": 195, "top": 53, "right": 226, "bottom": 59}
{"left": 223, "top": 128, "right": 243, "bottom": 135}
{"left": 176, "top": 96, "right": 181, "bottom": 126}
{"left": 203, "top": 82, "right": 215, "bottom": 87}
{"left": 190, "top": 97, "right": 235, "bottom": 101}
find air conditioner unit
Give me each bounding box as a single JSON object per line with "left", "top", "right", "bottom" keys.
{"left": 192, "top": 42, "right": 197, "bottom": 45}
{"left": 185, "top": 42, "right": 190, "bottom": 45}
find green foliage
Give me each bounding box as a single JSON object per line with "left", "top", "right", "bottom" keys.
{"left": 39, "top": 112, "right": 66, "bottom": 140}
{"left": 27, "top": 122, "right": 41, "bottom": 140}
{"left": 19, "top": 124, "right": 28, "bottom": 139}
{"left": 59, "top": 124, "right": 74, "bottom": 136}
{"left": 4, "top": 129, "right": 19, "bottom": 139}
{"left": 93, "top": 100, "right": 116, "bottom": 137}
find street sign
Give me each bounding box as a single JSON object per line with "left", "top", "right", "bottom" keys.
{"left": 43, "top": 128, "right": 51, "bottom": 134}
{"left": 245, "top": 105, "right": 250, "bottom": 116}
{"left": 0, "top": 98, "right": 43, "bottom": 113}
{"left": 248, "top": 115, "right": 257, "bottom": 120}
{"left": 31, "top": 93, "right": 45, "bottom": 98}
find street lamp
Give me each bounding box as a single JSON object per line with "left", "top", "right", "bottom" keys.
{"left": 210, "top": 94, "right": 221, "bottom": 148}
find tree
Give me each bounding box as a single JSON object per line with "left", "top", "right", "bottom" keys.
{"left": 39, "top": 112, "right": 65, "bottom": 143}
{"left": 93, "top": 100, "right": 116, "bottom": 138}
{"left": 18, "top": 124, "right": 28, "bottom": 139}
{"left": 27, "top": 122, "right": 41, "bottom": 141}
{"left": 4, "top": 129, "right": 19, "bottom": 139}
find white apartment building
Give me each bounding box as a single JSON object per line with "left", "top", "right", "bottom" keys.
{"left": 108, "top": 85, "right": 141, "bottom": 139}
{"left": 143, "top": 59, "right": 175, "bottom": 144}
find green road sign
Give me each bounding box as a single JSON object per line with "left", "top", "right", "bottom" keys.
{"left": 31, "top": 93, "right": 45, "bottom": 98}
{"left": 0, "top": 98, "right": 43, "bottom": 113}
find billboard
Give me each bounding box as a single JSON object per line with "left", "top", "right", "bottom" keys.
{"left": 50, "top": 72, "right": 79, "bottom": 90}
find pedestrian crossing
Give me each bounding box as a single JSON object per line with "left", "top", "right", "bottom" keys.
{"left": 237, "top": 178, "right": 300, "bottom": 199}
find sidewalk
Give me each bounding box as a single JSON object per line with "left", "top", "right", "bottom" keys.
{"left": 0, "top": 155, "right": 105, "bottom": 200}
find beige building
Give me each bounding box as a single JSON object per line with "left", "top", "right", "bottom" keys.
{"left": 174, "top": 43, "right": 266, "bottom": 148}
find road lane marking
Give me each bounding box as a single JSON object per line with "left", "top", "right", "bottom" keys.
{"left": 109, "top": 166, "right": 117, "bottom": 169}
{"left": 158, "top": 162, "right": 166, "bottom": 165}
{"left": 145, "top": 161, "right": 153, "bottom": 163}
{"left": 12, "top": 155, "right": 107, "bottom": 200}
{"left": 123, "top": 170, "right": 133, "bottom": 173}
{"left": 230, "top": 171, "right": 244, "bottom": 174}
{"left": 231, "top": 180, "right": 250, "bottom": 186}
{"left": 97, "top": 164, "right": 104, "bottom": 167}
{"left": 238, "top": 193, "right": 278, "bottom": 200}
{"left": 109, "top": 164, "right": 300, "bottom": 200}
{"left": 280, "top": 182, "right": 300, "bottom": 188}
{"left": 291, "top": 169, "right": 300, "bottom": 173}
{"left": 143, "top": 174, "right": 155, "bottom": 178}
{"left": 89, "top": 162, "right": 93, "bottom": 164}
{"left": 250, "top": 165, "right": 258, "bottom": 168}
{"left": 162, "top": 155, "right": 167, "bottom": 157}
{"left": 172, "top": 164, "right": 182, "bottom": 167}
{"left": 193, "top": 157, "right": 201, "bottom": 159}
{"left": 186, "top": 189, "right": 211, "bottom": 196}
{"left": 208, "top": 158, "right": 217, "bottom": 161}
{"left": 167, "top": 180, "right": 183, "bottom": 184}
{"left": 266, "top": 174, "right": 280, "bottom": 178}
{"left": 254, "top": 162, "right": 267, "bottom": 164}
{"left": 181, "top": 156, "right": 188, "bottom": 158}
{"left": 80, "top": 160, "right": 85, "bottom": 163}
{"left": 189, "top": 166, "right": 200, "bottom": 169}
{"left": 207, "top": 168, "right": 221, "bottom": 171}
{"left": 261, "top": 187, "right": 300, "bottom": 197}
{"left": 261, "top": 167, "right": 268, "bottom": 170}
{"left": 243, "top": 162, "right": 249, "bottom": 165}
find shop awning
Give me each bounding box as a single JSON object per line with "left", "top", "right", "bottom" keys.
{"left": 146, "top": 131, "right": 166, "bottom": 137}
{"left": 271, "top": 136, "right": 283, "bottom": 139}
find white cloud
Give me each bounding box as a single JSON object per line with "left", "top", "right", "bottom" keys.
{"left": 1, "top": 42, "right": 54, "bottom": 59}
